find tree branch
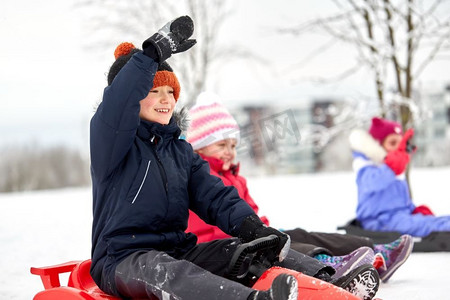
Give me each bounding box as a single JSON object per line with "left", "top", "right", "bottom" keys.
{"left": 383, "top": 0, "right": 404, "bottom": 95}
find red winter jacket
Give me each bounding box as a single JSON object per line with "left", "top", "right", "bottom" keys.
{"left": 187, "top": 154, "right": 269, "bottom": 243}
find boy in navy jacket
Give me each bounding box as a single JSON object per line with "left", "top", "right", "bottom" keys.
{"left": 90, "top": 16, "right": 306, "bottom": 300}
{"left": 90, "top": 16, "right": 377, "bottom": 300}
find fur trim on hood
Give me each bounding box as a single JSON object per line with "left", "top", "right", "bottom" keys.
{"left": 174, "top": 106, "right": 190, "bottom": 135}
{"left": 349, "top": 129, "right": 386, "bottom": 164}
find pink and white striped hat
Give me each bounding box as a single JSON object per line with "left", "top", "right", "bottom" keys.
{"left": 187, "top": 92, "right": 240, "bottom": 150}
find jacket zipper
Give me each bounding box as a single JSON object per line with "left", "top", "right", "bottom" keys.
{"left": 131, "top": 160, "right": 151, "bottom": 204}
{"left": 150, "top": 136, "right": 169, "bottom": 194}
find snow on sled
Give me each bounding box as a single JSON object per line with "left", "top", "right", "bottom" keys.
{"left": 338, "top": 219, "right": 450, "bottom": 252}
{"left": 31, "top": 236, "right": 359, "bottom": 300}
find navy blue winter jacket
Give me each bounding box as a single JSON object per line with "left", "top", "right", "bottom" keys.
{"left": 89, "top": 52, "right": 255, "bottom": 290}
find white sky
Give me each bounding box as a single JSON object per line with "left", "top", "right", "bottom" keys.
{"left": 1, "top": 0, "right": 449, "bottom": 151}
{"left": 1, "top": 0, "right": 104, "bottom": 149}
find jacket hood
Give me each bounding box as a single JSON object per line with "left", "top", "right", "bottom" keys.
{"left": 349, "top": 129, "right": 386, "bottom": 164}
{"left": 174, "top": 106, "right": 190, "bottom": 135}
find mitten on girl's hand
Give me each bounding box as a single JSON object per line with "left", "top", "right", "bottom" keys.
{"left": 412, "top": 205, "right": 435, "bottom": 216}
{"left": 397, "top": 128, "right": 415, "bottom": 152}
{"left": 142, "top": 15, "right": 196, "bottom": 62}
{"left": 384, "top": 150, "right": 410, "bottom": 175}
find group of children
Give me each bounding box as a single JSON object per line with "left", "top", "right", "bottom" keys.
{"left": 89, "top": 15, "right": 450, "bottom": 300}
{"left": 185, "top": 92, "right": 413, "bottom": 283}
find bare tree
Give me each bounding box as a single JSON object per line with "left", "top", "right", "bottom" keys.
{"left": 281, "top": 0, "right": 450, "bottom": 129}
{"left": 76, "top": 0, "right": 254, "bottom": 107}
{"left": 277, "top": 0, "right": 450, "bottom": 192}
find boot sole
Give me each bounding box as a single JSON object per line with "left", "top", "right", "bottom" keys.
{"left": 271, "top": 273, "right": 298, "bottom": 300}
{"left": 339, "top": 264, "right": 380, "bottom": 300}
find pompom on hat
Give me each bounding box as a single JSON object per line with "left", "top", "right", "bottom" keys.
{"left": 107, "top": 42, "right": 181, "bottom": 101}
{"left": 369, "top": 117, "right": 403, "bottom": 144}
{"left": 114, "top": 42, "right": 135, "bottom": 59}
{"left": 187, "top": 92, "right": 240, "bottom": 150}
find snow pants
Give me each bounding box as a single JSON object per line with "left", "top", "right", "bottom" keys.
{"left": 284, "top": 227, "right": 374, "bottom": 256}
{"left": 114, "top": 238, "right": 332, "bottom": 300}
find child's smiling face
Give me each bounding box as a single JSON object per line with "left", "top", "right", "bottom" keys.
{"left": 197, "top": 138, "right": 238, "bottom": 171}
{"left": 139, "top": 85, "right": 176, "bottom": 124}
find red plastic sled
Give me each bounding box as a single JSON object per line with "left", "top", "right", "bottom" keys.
{"left": 31, "top": 260, "right": 120, "bottom": 300}
{"left": 254, "top": 266, "right": 359, "bottom": 299}
{"left": 31, "top": 259, "right": 358, "bottom": 300}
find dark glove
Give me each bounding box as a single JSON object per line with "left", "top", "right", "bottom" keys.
{"left": 142, "top": 15, "right": 197, "bottom": 62}
{"left": 384, "top": 128, "right": 414, "bottom": 175}
{"left": 238, "top": 215, "right": 290, "bottom": 262}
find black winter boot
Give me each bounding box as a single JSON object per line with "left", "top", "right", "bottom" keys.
{"left": 248, "top": 273, "right": 298, "bottom": 300}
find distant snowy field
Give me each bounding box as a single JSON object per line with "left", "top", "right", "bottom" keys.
{"left": 1, "top": 167, "right": 449, "bottom": 299}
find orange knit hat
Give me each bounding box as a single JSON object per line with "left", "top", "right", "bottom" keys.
{"left": 108, "top": 42, "right": 180, "bottom": 101}
{"left": 153, "top": 70, "right": 180, "bottom": 101}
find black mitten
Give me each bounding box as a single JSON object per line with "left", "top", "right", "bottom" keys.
{"left": 142, "top": 15, "right": 197, "bottom": 62}
{"left": 239, "top": 215, "right": 291, "bottom": 262}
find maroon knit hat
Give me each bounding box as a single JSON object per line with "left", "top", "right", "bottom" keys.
{"left": 369, "top": 117, "right": 403, "bottom": 144}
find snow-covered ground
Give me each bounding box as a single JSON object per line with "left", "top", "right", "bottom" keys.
{"left": 1, "top": 167, "right": 449, "bottom": 299}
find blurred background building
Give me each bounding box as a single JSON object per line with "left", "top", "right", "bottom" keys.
{"left": 230, "top": 84, "right": 450, "bottom": 177}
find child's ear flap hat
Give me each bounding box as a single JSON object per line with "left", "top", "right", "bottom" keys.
{"left": 369, "top": 117, "right": 403, "bottom": 144}
{"left": 107, "top": 42, "right": 180, "bottom": 101}
{"left": 187, "top": 91, "right": 240, "bottom": 151}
